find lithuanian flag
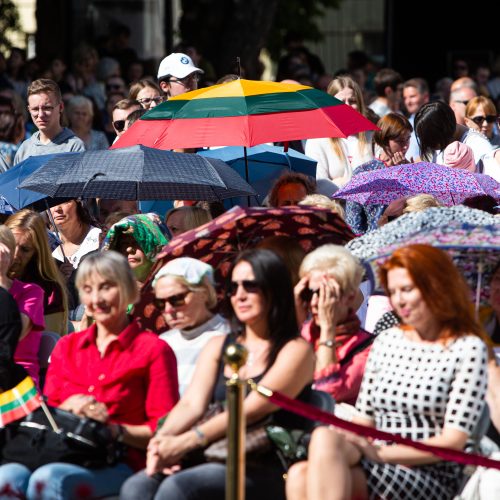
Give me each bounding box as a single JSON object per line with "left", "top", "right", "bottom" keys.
{"left": 0, "top": 376, "right": 41, "bottom": 426}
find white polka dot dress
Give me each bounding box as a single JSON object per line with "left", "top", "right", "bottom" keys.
{"left": 355, "top": 328, "right": 488, "bottom": 499}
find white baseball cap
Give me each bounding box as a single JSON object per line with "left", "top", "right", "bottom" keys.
{"left": 157, "top": 53, "right": 204, "bottom": 80}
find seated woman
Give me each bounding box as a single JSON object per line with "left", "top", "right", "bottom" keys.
{"left": 287, "top": 244, "right": 490, "bottom": 500}
{"left": 6, "top": 209, "right": 69, "bottom": 335}
{"left": 0, "top": 251, "right": 180, "bottom": 499}
{"left": 153, "top": 257, "right": 230, "bottom": 395}
{"left": 294, "top": 245, "right": 373, "bottom": 405}
{"left": 120, "top": 248, "right": 315, "bottom": 500}
{"left": 0, "top": 226, "right": 44, "bottom": 388}
{"left": 102, "top": 213, "right": 169, "bottom": 289}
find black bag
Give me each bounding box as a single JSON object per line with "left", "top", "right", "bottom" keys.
{"left": 1, "top": 406, "right": 125, "bottom": 471}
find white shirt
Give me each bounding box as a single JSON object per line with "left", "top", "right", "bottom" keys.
{"left": 160, "top": 314, "right": 230, "bottom": 395}
{"left": 52, "top": 226, "right": 101, "bottom": 268}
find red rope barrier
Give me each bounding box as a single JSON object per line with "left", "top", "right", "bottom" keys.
{"left": 254, "top": 385, "right": 500, "bottom": 471}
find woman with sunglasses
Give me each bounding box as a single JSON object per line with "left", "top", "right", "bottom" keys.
{"left": 294, "top": 244, "right": 373, "bottom": 406}
{"left": 287, "top": 244, "right": 489, "bottom": 500}
{"left": 465, "top": 96, "right": 500, "bottom": 147}
{"left": 152, "top": 257, "right": 230, "bottom": 395}
{"left": 121, "top": 248, "right": 315, "bottom": 500}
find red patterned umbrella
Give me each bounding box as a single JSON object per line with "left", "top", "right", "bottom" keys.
{"left": 134, "top": 205, "right": 355, "bottom": 332}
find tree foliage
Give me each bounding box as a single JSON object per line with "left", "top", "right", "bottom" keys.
{"left": 0, "top": 0, "right": 21, "bottom": 54}
{"left": 179, "top": 0, "right": 343, "bottom": 79}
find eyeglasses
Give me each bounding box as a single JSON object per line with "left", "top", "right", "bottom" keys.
{"left": 113, "top": 120, "right": 126, "bottom": 132}
{"left": 153, "top": 291, "right": 191, "bottom": 309}
{"left": 168, "top": 73, "right": 200, "bottom": 86}
{"left": 454, "top": 100, "right": 470, "bottom": 106}
{"left": 27, "top": 104, "right": 59, "bottom": 116}
{"left": 299, "top": 287, "right": 320, "bottom": 303}
{"left": 468, "top": 115, "right": 497, "bottom": 126}
{"left": 137, "top": 96, "right": 165, "bottom": 106}
{"left": 228, "top": 280, "right": 261, "bottom": 296}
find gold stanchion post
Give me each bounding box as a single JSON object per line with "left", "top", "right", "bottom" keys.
{"left": 224, "top": 343, "right": 248, "bottom": 500}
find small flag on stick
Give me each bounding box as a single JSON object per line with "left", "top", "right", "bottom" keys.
{"left": 0, "top": 376, "right": 41, "bottom": 427}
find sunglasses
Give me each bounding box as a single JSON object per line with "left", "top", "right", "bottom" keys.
{"left": 299, "top": 287, "right": 320, "bottom": 303}
{"left": 138, "top": 96, "right": 165, "bottom": 106}
{"left": 228, "top": 280, "right": 261, "bottom": 297}
{"left": 113, "top": 120, "right": 126, "bottom": 132}
{"left": 107, "top": 83, "right": 123, "bottom": 91}
{"left": 468, "top": 115, "right": 497, "bottom": 126}
{"left": 153, "top": 291, "right": 191, "bottom": 309}
{"left": 454, "top": 100, "right": 470, "bottom": 106}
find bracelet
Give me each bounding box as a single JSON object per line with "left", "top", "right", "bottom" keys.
{"left": 318, "top": 339, "right": 337, "bottom": 348}
{"left": 192, "top": 426, "right": 208, "bottom": 448}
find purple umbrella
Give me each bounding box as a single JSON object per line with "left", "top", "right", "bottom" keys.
{"left": 332, "top": 162, "right": 500, "bottom": 206}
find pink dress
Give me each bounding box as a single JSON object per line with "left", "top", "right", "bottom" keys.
{"left": 10, "top": 279, "right": 45, "bottom": 388}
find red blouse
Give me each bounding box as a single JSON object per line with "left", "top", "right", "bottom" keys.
{"left": 44, "top": 319, "right": 179, "bottom": 469}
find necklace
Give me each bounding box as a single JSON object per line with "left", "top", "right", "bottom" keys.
{"left": 246, "top": 342, "right": 269, "bottom": 367}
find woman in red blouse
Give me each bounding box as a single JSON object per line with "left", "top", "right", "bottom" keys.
{"left": 0, "top": 251, "right": 179, "bottom": 500}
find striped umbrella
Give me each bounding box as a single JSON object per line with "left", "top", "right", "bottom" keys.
{"left": 112, "top": 79, "right": 377, "bottom": 150}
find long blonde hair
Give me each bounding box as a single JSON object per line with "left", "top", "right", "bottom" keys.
{"left": 6, "top": 210, "right": 68, "bottom": 332}
{"left": 327, "top": 76, "right": 370, "bottom": 164}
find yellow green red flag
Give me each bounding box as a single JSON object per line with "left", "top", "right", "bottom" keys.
{"left": 0, "top": 376, "right": 41, "bottom": 427}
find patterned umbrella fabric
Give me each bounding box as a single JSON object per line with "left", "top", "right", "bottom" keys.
{"left": 112, "top": 79, "right": 377, "bottom": 150}
{"left": 18, "top": 145, "right": 256, "bottom": 202}
{"left": 133, "top": 205, "right": 355, "bottom": 332}
{"left": 364, "top": 222, "right": 500, "bottom": 307}
{"left": 333, "top": 162, "right": 500, "bottom": 206}
{"left": 346, "top": 205, "right": 497, "bottom": 261}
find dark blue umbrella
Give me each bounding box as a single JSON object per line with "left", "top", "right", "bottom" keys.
{"left": 198, "top": 145, "right": 317, "bottom": 202}
{"left": 18, "top": 145, "right": 257, "bottom": 202}
{"left": 0, "top": 153, "right": 77, "bottom": 211}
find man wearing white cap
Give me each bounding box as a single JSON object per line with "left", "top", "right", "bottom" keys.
{"left": 157, "top": 52, "right": 204, "bottom": 99}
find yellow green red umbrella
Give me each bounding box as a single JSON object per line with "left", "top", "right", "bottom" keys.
{"left": 113, "top": 79, "right": 377, "bottom": 150}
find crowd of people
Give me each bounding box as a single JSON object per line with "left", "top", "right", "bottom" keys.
{"left": 0, "top": 34, "right": 498, "bottom": 500}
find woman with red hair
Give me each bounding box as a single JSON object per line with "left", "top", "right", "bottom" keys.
{"left": 286, "top": 244, "right": 490, "bottom": 500}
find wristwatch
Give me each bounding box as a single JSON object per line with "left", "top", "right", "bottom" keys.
{"left": 318, "top": 339, "right": 336, "bottom": 348}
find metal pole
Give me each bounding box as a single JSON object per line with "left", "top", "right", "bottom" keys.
{"left": 224, "top": 343, "right": 248, "bottom": 500}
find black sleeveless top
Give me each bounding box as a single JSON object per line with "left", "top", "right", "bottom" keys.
{"left": 212, "top": 333, "right": 312, "bottom": 430}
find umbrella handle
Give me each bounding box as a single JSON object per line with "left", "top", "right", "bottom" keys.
{"left": 475, "top": 260, "right": 484, "bottom": 315}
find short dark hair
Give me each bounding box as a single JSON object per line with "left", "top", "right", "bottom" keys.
{"left": 414, "top": 101, "right": 456, "bottom": 161}
{"left": 373, "top": 68, "right": 403, "bottom": 97}
{"left": 227, "top": 248, "right": 299, "bottom": 370}
{"left": 403, "top": 78, "right": 429, "bottom": 95}
{"left": 27, "top": 79, "right": 62, "bottom": 102}
{"left": 268, "top": 172, "right": 316, "bottom": 207}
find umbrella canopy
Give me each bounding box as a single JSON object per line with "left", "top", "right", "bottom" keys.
{"left": 18, "top": 145, "right": 256, "bottom": 202}
{"left": 333, "top": 162, "right": 500, "bottom": 206}
{"left": 198, "top": 145, "right": 317, "bottom": 202}
{"left": 364, "top": 222, "right": 500, "bottom": 308}
{"left": 346, "top": 205, "right": 497, "bottom": 261}
{"left": 153, "top": 205, "right": 354, "bottom": 275}
{"left": 112, "top": 79, "right": 377, "bottom": 150}
{"left": 0, "top": 153, "right": 76, "bottom": 211}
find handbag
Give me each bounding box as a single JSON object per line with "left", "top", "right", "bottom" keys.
{"left": 1, "top": 406, "right": 125, "bottom": 471}
{"left": 191, "top": 402, "right": 272, "bottom": 463}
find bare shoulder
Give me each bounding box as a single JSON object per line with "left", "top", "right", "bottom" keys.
{"left": 277, "top": 336, "right": 314, "bottom": 361}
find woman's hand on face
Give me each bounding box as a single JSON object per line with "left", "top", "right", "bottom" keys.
{"left": 317, "top": 276, "right": 342, "bottom": 333}
{"left": 387, "top": 151, "right": 409, "bottom": 166}
{"left": 294, "top": 276, "right": 310, "bottom": 327}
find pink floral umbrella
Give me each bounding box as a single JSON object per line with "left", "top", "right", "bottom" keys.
{"left": 333, "top": 162, "right": 500, "bottom": 206}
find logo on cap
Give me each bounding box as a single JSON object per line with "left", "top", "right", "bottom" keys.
{"left": 180, "top": 57, "right": 189, "bottom": 64}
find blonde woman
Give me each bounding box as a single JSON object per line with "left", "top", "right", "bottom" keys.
{"left": 465, "top": 96, "right": 500, "bottom": 147}
{"left": 128, "top": 79, "right": 165, "bottom": 110}
{"left": 305, "top": 76, "right": 374, "bottom": 187}
{"left": 6, "top": 209, "right": 68, "bottom": 334}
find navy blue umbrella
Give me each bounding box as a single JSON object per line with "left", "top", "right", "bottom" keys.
{"left": 0, "top": 153, "right": 77, "bottom": 211}
{"left": 19, "top": 145, "right": 257, "bottom": 202}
